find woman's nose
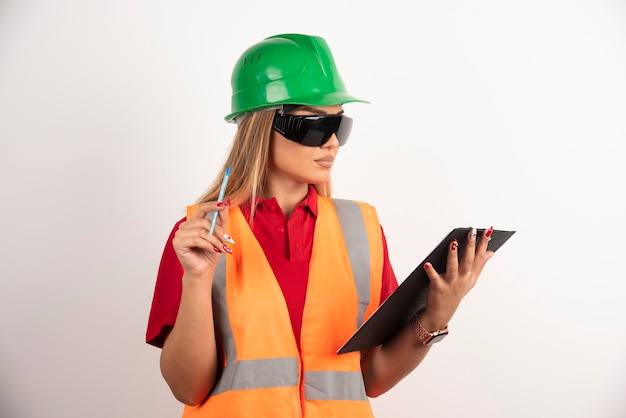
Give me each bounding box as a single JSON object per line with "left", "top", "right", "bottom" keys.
{"left": 322, "top": 133, "right": 339, "bottom": 149}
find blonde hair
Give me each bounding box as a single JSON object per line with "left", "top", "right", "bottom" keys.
{"left": 196, "top": 108, "right": 332, "bottom": 220}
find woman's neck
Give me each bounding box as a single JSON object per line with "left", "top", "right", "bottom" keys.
{"left": 263, "top": 181, "right": 309, "bottom": 219}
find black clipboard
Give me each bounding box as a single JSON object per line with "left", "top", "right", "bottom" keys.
{"left": 337, "top": 228, "right": 516, "bottom": 354}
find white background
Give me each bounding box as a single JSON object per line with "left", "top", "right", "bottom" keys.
{"left": 1, "top": 1, "right": 625, "bottom": 417}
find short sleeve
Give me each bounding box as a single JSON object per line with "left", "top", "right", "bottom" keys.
{"left": 145, "top": 218, "right": 186, "bottom": 348}
{"left": 379, "top": 227, "right": 399, "bottom": 304}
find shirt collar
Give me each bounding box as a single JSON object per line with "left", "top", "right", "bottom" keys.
{"left": 240, "top": 185, "right": 319, "bottom": 218}
{"left": 303, "top": 184, "right": 318, "bottom": 217}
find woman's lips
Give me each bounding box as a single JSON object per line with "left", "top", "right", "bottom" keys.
{"left": 315, "top": 156, "right": 334, "bottom": 168}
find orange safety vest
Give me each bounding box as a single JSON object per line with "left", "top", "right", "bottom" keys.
{"left": 183, "top": 197, "right": 383, "bottom": 418}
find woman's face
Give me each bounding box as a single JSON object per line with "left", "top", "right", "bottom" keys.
{"left": 267, "top": 104, "right": 343, "bottom": 191}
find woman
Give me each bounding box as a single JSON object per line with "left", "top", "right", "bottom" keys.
{"left": 146, "top": 33, "right": 495, "bottom": 417}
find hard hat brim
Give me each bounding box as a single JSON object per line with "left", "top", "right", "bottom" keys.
{"left": 224, "top": 92, "right": 369, "bottom": 123}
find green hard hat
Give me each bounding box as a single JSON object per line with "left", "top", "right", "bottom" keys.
{"left": 225, "top": 33, "right": 367, "bottom": 122}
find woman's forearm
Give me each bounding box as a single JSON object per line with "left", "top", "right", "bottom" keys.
{"left": 160, "top": 274, "right": 218, "bottom": 405}
{"left": 361, "top": 320, "right": 431, "bottom": 398}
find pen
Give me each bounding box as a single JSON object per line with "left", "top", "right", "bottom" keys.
{"left": 209, "top": 167, "right": 231, "bottom": 235}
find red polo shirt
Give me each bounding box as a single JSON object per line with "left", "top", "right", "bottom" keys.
{"left": 146, "top": 187, "right": 398, "bottom": 348}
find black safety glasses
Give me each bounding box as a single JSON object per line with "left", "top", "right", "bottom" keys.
{"left": 272, "top": 113, "right": 353, "bottom": 147}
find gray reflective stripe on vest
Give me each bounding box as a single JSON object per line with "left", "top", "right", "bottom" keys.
{"left": 210, "top": 199, "right": 371, "bottom": 397}
{"left": 305, "top": 370, "right": 368, "bottom": 401}
{"left": 332, "top": 199, "right": 371, "bottom": 328}
{"left": 212, "top": 256, "right": 236, "bottom": 364}
{"left": 211, "top": 358, "right": 300, "bottom": 395}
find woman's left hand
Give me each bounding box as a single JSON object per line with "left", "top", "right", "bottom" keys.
{"left": 419, "top": 227, "right": 495, "bottom": 330}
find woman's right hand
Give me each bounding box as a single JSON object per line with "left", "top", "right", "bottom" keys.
{"left": 171, "top": 201, "right": 234, "bottom": 278}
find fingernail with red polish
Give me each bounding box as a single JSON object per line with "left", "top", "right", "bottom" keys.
{"left": 217, "top": 202, "right": 228, "bottom": 207}
{"left": 469, "top": 227, "right": 477, "bottom": 241}
{"left": 213, "top": 246, "right": 222, "bottom": 253}
{"left": 486, "top": 226, "right": 494, "bottom": 238}
{"left": 451, "top": 239, "right": 459, "bottom": 251}
{"left": 223, "top": 245, "right": 233, "bottom": 254}
{"left": 424, "top": 263, "right": 431, "bottom": 270}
